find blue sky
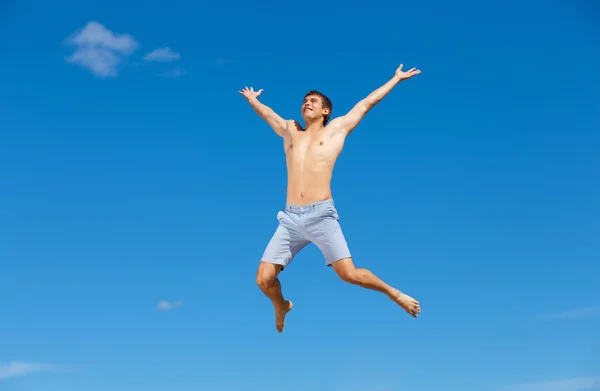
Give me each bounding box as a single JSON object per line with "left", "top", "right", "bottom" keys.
{"left": 1, "top": 0, "right": 599, "bottom": 390}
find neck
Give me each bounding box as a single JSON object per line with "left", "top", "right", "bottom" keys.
{"left": 304, "top": 120, "right": 324, "bottom": 132}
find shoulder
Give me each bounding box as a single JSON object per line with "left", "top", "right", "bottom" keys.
{"left": 280, "top": 120, "right": 302, "bottom": 143}
{"left": 326, "top": 117, "right": 343, "bottom": 128}
{"left": 324, "top": 117, "right": 346, "bottom": 135}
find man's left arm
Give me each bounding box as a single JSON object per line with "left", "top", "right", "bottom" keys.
{"left": 331, "top": 64, "right": 421, "bottom": 135}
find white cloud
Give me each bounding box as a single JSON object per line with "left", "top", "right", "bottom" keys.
{"left": 539, "top": 307, "right": 600, "bottom": 320}
{"left": 0, "top": 361, "right": 60, "bottom": 380}
{"left": 507, "top": 377, "right": 600, "bottom": 391}
{"left": 143, "top": 47, "right": 181, "bottom": 62}
{"left": 64, "top": 21, "right": 138, "bottom": 77}
{"left": 157, "top": 299, "right": 183, "bottom": 311}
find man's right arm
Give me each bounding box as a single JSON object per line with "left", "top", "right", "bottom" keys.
{"left": 247, "top": 97, "right": 287, "bottom": 137}
{"left": 239, "top": 87, "right": 287, "bottom": 137}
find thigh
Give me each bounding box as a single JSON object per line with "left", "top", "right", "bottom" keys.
{"left": 305, "top": 205, "right": 352, "bottom": 266}
{"left": 261, "top": 210, "right": 309, "bottom": 270}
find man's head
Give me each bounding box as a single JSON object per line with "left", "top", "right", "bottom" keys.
{"left": 301, "top": 90, "right": 332, "bottom": 125}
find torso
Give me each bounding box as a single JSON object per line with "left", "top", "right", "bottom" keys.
{"left": 282, "top": 120, "right": 346, "bottom": 205}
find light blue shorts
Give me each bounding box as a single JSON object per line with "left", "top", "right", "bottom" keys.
{"left": 261, "top": 199, "right": 351, "bottom": 270}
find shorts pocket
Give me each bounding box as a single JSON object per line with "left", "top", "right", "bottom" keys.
{"left": 326, "top": 206, "right": 339, "bottom": 221}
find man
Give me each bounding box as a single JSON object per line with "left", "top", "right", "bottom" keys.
{"left": 239, "top": 64, "right": 421, "bottom": 333}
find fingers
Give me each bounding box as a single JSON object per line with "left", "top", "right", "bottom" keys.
{"left": 238, "top": 86, "right": 265, "bottom": 100}
{"left": 395, "top": 64, "right": 422, "bottom": 79}
{"left": 238, "top": 86, "right": 262, "bottom": 93}
{"left": 238, "top": 86, "right": 251, "bottom": 94}
{"left": 404, "top": 68, "right": 421, "bottom": 78}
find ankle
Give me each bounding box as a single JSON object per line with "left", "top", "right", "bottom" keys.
{"left": 274, "top": 299, "right": 288, "bottom": 308}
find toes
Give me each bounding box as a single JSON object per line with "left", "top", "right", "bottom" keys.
{"left": 409, "top": 305, "right": 421, "bottom": 317}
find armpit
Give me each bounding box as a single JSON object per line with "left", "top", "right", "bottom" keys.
{"left": 292, "top": 120, "right": 305, "bottom": 132}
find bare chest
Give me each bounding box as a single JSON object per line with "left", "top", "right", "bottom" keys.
{"left": 284, "top": 121, "right": 345, "bottom": 159}
{"left": 286, "top": 132, "right": 332, "bottom": 157}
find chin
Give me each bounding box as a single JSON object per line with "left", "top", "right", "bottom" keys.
{"left": 302, "top": 113, "right": 315, "bottom": 121}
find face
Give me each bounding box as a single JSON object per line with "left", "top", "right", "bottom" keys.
{"left": 301, "top": 94, "right": 330, "bottom": 122}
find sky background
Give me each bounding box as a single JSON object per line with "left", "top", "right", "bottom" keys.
{"left": 1, "top": 0, "right": 599, "bottom": 390}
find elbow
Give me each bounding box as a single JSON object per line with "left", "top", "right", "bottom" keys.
{"left": 359, "top": 100, "right": 375, "bottom": 114}
{"left": 361, "top": 98, "right": 376, "bottom": 111}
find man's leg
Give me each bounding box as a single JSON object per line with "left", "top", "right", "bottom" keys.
{"left": 329, "top": 256, "right": 396, "bottom": 295}
{"left": 256, "top": 261, "right": 293, "bottom": 332}
{"left": 307, "top": 201, "right": 421, "bottom": 318}
{"left": 330, "top": 257, "right": 421, "bottom": 318}
{"left": 258, "top": 209, "right": 309, "bottom": 332}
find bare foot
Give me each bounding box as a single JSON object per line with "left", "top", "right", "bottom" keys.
{"left": 274, "top": 300, "right": 293, "bottom": 332}
{"left": 390, "top": 290, "right": 420, "bottom": 318}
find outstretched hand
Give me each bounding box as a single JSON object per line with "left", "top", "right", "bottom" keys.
{"left": 394, "top": 64, "right": 421, "bottom": 81}
{"left": 239, "top": 86, "right": 263, "bottom": 100}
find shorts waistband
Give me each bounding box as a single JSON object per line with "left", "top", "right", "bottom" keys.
{"left": 284, "top": 199, "right": 334, "bottom": 213}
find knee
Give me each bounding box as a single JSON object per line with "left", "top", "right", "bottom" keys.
{"left": 332, "top": 258, "right": 360, "bottom": 284}
{"left": 256, "top": 273, "right": 271, "bottom": 289}
{"left": 336, "top": 267, "right": 359, "bottom": 284}
{"left": 256, "top": 262, "right": 279, "bottom": 289}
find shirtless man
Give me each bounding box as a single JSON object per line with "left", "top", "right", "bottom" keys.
{"left": 239, "top": 64, "right": 422, "bottom": 332}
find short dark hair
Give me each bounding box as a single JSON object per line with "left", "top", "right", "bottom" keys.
{"left": 304, "top": 90, "right": 332, "bottom": 125}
